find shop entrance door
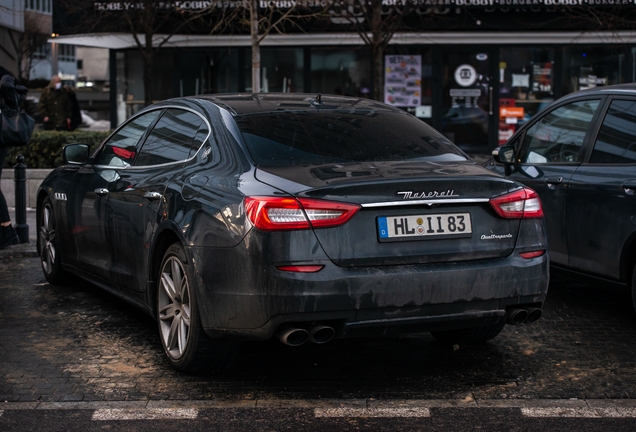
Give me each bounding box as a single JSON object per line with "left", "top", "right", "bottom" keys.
{"left": 440, "top": 48, "right": 496, "bottom": 155}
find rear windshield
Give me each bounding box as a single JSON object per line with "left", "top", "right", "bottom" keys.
{"left": 234, "top": 110, "right": 467, "bottom": 167}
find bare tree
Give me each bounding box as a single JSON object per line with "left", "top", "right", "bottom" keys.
{"left": 216, "top": 0, "right": 329, "bottom": 93}
{"left": 18, "top": 13, "right": 50, "bottom": 82}
{"left": 58, "top": 0, "right": 210, "bottom": 106}
{"left": 335, "top": 0, "right": 413, "bottom": 101}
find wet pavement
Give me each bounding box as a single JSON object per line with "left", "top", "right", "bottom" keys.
{"left": 1, "top": 252, "right": 636, "bottom": 404}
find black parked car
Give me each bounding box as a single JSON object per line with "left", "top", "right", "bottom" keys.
{"left": 489, "top": 83, "right": 636, "bottom": 311}
{"left": 38, "top": 93, "right": 549, "bottom": 372}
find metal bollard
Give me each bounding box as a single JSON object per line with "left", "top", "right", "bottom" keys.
{"left": 14, "top": 154, "right": 28, "bottom": 243}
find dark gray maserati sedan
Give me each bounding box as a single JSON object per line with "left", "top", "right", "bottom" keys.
{"left": 37, "top": 93, "right": 548, "bottom": 372}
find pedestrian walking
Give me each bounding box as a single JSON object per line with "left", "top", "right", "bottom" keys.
{"left": 0, "top": 66, "right": 22, "bottom": 249}
{"left": 65, "top": 84, "right": 82, "bottom": 131}
{"left": 39, "top": 75, "right": 72, "bottom": 131}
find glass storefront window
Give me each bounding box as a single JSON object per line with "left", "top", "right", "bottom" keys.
{"left": 310, "top": 48, "right": 371, "bottom": 97}
{"left": 263, "top": 48, "right": 303, "bottom": 92}
{"left": 121, "top": 50, "right": 174, "bottom": 120}
{"left": 244, "top": 48, "right": 304, "bottom": 93}
{"left": 179, "top": 49, "right": 240, "bottom": 96}
{"left": 440, "top": 49, "right": 492, "bottom": 153}
{"left": 384, "top": 47, "right": 433, "bottom": 123}
{"left": 498, "top": 47, "right": 555, "bottom": 145}
{"left": 563, "top": 46, "right": 630, "bottom": 94}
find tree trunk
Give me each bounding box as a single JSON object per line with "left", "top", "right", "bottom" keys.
{"left": 143, "top": 32, "right": 153, "bottom": 106}
{"left": 373, "top": 47, "right": 384, "bottom": 103}
{"left": 371, "top": 0, "right": 384, "bottom": 102}
{"left": 250, "top": 0, "right": 261, "bottom": 93}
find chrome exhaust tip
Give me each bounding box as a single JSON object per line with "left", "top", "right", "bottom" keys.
{"left": 277, "top": 328, "right": 309, "bottom": 346}
{"left": 506, "top": 308, "right": 529, "bottom": 325}
{"left": 308, "top": 325, "right": 335, "bottom": 344}
{"left": 524, "top": 307, "right": 543, "bottom": 323}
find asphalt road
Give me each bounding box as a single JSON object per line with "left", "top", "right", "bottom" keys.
{"left": 3, "top": 237, "right": 636, "bottom": 429}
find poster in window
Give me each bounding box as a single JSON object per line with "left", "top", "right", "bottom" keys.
{"left": 385, "top": 55, "right": 421, "bottom": 107}
{"left": 532, "top": 63, "right": 553, "bottom": 94}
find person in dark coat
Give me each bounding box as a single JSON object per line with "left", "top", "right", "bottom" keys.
{"left": 0, "top": 66, "right": 20, "bottom": 249}
{"left": 65, "top": 84, "right": 82, "bottom": 131}
{"left": 38, "top": 75, "right": 72, "bottom": 131}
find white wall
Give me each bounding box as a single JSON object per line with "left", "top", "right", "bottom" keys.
{"left": 77, "top": 47, "right": 109, "bottom": 81}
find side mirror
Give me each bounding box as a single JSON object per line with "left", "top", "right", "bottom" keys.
{"left": 63, "top": 143, "right": 90, "bottom": 165}
{"left": 493, "top": 145, "right": 516, "bottom": 164}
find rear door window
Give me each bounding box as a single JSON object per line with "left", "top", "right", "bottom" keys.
{"left": 519, "top": 99, "right": 600, "bottom": 164}
{"left": 95, "top": 110, "right": 161, "bottom": 167}
{"left": 590, "top": 99, "right": 636, "bottom": 164}
{"left": 135, "top": 109, "right": 208, "bottom": 166}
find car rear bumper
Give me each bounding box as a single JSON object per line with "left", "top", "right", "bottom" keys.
{"left": 188, "top": 246, "right": 549, "bottom": 340}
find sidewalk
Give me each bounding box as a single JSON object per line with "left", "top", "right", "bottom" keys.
{"left": 0, "top": 207, "right": 38, "bottom": 258}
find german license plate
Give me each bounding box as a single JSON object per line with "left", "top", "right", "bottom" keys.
{"left": 377, "top": 213, "right": 472, "bottom": 241}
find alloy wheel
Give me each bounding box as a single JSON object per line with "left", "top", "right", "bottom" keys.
{"left": 158, "top": 256, "right": 192, "bottom": 360}
{"left": 39, "top": 203, "right": 56, "bottom": 275}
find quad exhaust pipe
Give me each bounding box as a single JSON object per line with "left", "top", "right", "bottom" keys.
{"left": 278, "top": 325, "right": 336, "bottom": 346}
{"left": 506, "top": 307, "right": 542, "bottom": 325}
{"left": 308, "top": 325, "right": 336, "bottom": 344}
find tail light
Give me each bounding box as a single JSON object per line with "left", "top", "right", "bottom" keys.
{"left": 490, "top": 188, "right": 543, "bottom": 219}
{"left": 244, "top": 196, "right": 360, "bottom": 231}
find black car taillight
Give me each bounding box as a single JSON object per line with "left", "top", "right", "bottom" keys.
{"left": 489, "top": 188, "right": 544, "bottom": 219}
{"left": 244, "top": 196, "right": 360, "bottom": 231}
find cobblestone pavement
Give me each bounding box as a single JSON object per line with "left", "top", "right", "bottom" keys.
{"left": 2, "top": 256, "right": 636, "bottom": 403}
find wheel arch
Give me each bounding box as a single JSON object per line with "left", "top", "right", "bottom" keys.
{"left": 147, "top": 226, "right": 183, "bottom": 314}
{"left": 35, "top": 189, "right": 52, "bottom": 248}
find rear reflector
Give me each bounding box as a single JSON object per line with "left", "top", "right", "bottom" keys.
{"left": 490, "top": 188, "right": 544, "bottom": 219}
{"left": 244, "top": 196, "right": 360, "bottom": 231}
{"left": 519, "top": 250, "right": 546, "bottom": 259}
{"left": 276, "top": 265, "right": 324, "bottom": 273}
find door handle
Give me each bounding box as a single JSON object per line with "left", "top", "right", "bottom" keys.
{"left": 143, "top": 191, "right": 163, "bottom": 200}
{"left": 488, "top": 86, "right": 493, "bottom": 115}
{"left": 622, "top": 180, "right": 636, "bottom": 195}
{"left": 545, "top": 177, "right": 563, "bottom": 190}
{"left": 94, "top": 188, "right": 109, "bottom": 196}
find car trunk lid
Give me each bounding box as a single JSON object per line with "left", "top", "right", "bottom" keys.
{"left": 255, "top": 161, "right": 523, "bottom": 266}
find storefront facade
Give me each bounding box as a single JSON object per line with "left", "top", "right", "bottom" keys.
{"left": 104, "top": 34, "right": 633, "bottom": 154}
{"left": 53, "top": 3, "right": 636, "bottom": 154}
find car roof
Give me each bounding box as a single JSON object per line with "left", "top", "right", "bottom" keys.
{"left": 191, "top": 93, "right": 403, "bottom": 116}
{"left": 560, "top": 83, "right": 636, "bottom": 102}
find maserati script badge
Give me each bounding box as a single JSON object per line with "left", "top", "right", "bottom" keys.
{"left": 397, "top": 190, "right": 459, "bottom": 199}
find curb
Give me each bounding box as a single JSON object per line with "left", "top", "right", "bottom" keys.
{"left": 0, "top": 242, "right": 38, "bottom": 259}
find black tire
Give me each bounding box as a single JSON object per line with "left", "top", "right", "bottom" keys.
{"left": 156, "top": 243, "right": 239, "bottom": 373}
{"left": 38, "top": 197, "right": 73, "bottom": 285}
{"left": 431, "top": 320, "right": 506, "bottom": 346}
{"left": 631, "top": 265, "right": 636, "bottom": 316}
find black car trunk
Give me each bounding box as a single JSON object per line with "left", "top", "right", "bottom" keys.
{"left": 256, "top": 162, "right": 522, "bottom": 267}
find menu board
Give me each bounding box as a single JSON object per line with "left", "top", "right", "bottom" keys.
{"left": 385, "top": 55, "right": 422, "bottom": 107}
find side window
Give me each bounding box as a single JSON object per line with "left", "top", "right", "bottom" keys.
{"left": 94, "top": 110, "right": 161, "bottom": 167}
{"left": 134, "top": 109, "right": 208, "bottom": 166}
{"left": 590, "top": 99, "right": 636, "bottom": 164}
{"left": 519, "top": 100, "right": 600, "bottom": 164}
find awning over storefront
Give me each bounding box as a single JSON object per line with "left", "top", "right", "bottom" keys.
{"left": 49, "top": 31, "right": 636, "bottom": 47}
